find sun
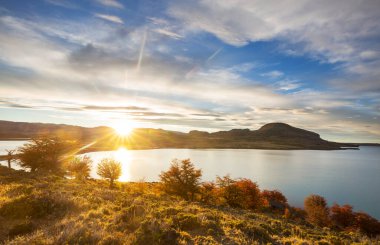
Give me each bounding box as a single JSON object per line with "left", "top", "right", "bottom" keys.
{"left": 112, "top": 121, "right": 135, "bottom": 137}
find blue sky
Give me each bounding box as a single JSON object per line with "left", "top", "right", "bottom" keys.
{"left": 0, "top": 0, "right": 379, "bottom": 142}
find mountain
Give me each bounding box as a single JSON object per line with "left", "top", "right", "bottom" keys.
{"left": 0, "top": 120, "right": 113, "bottom": 140}
{"left": 0, "top": 120, "right": 357, "bottom": 151}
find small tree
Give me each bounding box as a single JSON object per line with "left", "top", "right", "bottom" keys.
{"left": 18, "top": 137, "right": 72, "bottom": 174}
{"left": 159, "top": 159, "right": 202, "bottom": 200}
{"left": 304, "top": 194, "right": 330, "bottom": 227}
{"left": 97, "top": 158, "right": 122, "bottom": 188}
{"left": 5, "top": 149, "right": 16, "bottom": 169}
{"left": 66, "top": 156, "right": 92, "bottom": 181}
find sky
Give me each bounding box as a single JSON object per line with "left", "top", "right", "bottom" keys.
{"left": 0, "top": 0, "right": 379, "bottom": 143}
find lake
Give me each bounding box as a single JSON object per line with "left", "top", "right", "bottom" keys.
{"left": 1, "top": 140, "right": 379, "bottom": 219}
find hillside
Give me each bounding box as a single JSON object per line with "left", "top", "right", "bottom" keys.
{"left": 0, "top": 120, "right": 356, "bottom": 151}
{"left": 0, "top": 166, "right": 377, "bottom": 244}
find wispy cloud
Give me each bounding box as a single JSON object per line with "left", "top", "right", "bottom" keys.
{"left": 96, "top": 0, "right": 124, "bottom": 9}
{"left": 45, "top": 0, "right": 78, "bottom": 9}
{"left": 154, "top": 28, "right": 183, "bottom": 39}
{"left": 275, "top": 80, "right": 302, "bottom": 91}
{"left": 95, "top": 13, "right": 123, "bottom": 24}
{"left": 261, "top": 70, "right": 284, "bottom": 79}
{"left": 168, "top": 0, "right": 380, "bottom": 64}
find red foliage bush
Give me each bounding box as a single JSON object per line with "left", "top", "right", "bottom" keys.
{"left": 330, "top": 203, "right": 355, "bottom": 230}
{"left": 199, "top": 182, "right": 218, "bottom": 204}
{"left": 354, "top": 212, "right": 380, "bottom": 237}
{"left": 215, "top": 176, "right": 262, "bottom": 210}
{"left": 262, "top": 190, "right": 288, "bottom": 210}
{"left": 235, "top": 179, "right": 263, "bottom": 210}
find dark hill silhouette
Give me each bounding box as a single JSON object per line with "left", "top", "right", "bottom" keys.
{"left": 0, "top": 120, "right": 357, "bottom": 151}
{"left": 257, "top": 122, "right": 320, "bottom": 139}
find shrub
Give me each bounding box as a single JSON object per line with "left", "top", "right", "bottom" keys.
{"left": 66, "top": 156, "right": 92, "bottom": 181}
{"left": 354, "top": 212, "right": 380, "bottom": 237}
{"left": 199, "top": 182, "right": 218, "bottom": 205}
{"left": 330, "top": 203, "right": 355, "bottom": 230}
{"left": 215, "top": 176, "right": 262, "bottom": 210}
{"left": 18, "top": 137, "right": 73, "bottom": 174}
{"left": 97, "top": 158, "right": 122, "bottom": 188}
{"left": 0, "top": 191, "right": 74, "bottom": 219}
{"left": 262, "top": 189, "right": 288, "bottom": 210}
{"left": 304, "top": 194, "right": 330, "bottom": 227}
{"left": 235, "top": 179, "right": 263, "bottom": 210}
{"left": 132, "top": 220, "right": 179, "bottom": 245}
{"left": 290, "top": 207, "right": 307, "bottom": 221}
{"left": 159, "top": 159, "right": 202, "bottom": 200}
{"left": 215, "top": 174, "right": 235, "bottom": 188}
{"left": 174, "top": 213, "right": 201, "bottom": 230}
{"left": 8, "top": 221, "right": 34, "bottom": 238}
{"left": 216, "top": 175, "right": 243, "bottom": 208}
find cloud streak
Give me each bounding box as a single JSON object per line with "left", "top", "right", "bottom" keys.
{"left": 96, "top": 0, "right": 124, "bottom": 9}
{"left": 95, "top": 13, "right": 123, "bottom": 24}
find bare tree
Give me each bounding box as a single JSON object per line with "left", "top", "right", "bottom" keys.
{"left": 5, "top": 149, "right": 16, "bottom": 169}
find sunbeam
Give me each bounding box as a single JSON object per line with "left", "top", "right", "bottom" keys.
{"left": 136, "top": 29, "right": 147, "bottom": 72}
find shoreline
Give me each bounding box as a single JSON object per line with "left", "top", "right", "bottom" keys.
{"left": 0, "top": 145, "right": 362, "bottom": 161}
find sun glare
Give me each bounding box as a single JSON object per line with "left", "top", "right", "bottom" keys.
{"left": 112, "top": 121, "right": 135, "bottom": 137}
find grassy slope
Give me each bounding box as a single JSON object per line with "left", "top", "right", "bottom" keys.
{"left": 0, "top": 167, "right": 377, "bottom": 245}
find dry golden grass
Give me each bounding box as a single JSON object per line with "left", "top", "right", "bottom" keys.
{"left": 0, "top": 166, "right": 378, "bottom": 244}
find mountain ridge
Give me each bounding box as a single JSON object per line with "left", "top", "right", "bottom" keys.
{"left": 0, "top": 120, "right": 358, "bottom": 151}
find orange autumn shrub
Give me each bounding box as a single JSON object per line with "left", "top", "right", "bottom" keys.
{"left": 262, "top": 190, "right": 288, "bottom": 211}
{"left": 354, "top": 211, "right": 380, "bottom": 237}
{"left": 235, "top": 179, "right": 263, "bottom": 210}
{"left": 330, "top": 203, "right": 355, "bottom": 230}
{"left": 304, "top": 194, "right": 330, "bottom": 227}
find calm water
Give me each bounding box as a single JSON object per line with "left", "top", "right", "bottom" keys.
{"left": 1, "top": 140, "right": 379, "bottom": 219}
{"left": 85, "top": 147, "right": 380, "bottom": 219}
{"left": 0, "top": 140, "right": 27, "bottom": 155}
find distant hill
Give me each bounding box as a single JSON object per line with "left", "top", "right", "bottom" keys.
{"left": 0, "top": 120, "right": 113, "bottom": 140}
{"left": 0, "top": 120, "right": 357, "bottom": 151}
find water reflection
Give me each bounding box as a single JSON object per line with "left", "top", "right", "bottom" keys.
{"left": 114, "top": 147, "right": 131, "bottom": 182}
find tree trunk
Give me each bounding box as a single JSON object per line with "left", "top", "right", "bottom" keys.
{"left": 110, "top": 178, "right": 114, "bottom": 188}
{"left": 7, "top": 160, "right": 11, "bottom": 169}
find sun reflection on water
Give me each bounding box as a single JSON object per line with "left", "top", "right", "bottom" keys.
{"left": 114, "top": 147, "right": 131, "bottom": 182}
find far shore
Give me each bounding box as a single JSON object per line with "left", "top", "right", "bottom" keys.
{"left": 1, "top": 144, "right": 374, "bottom": 162}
